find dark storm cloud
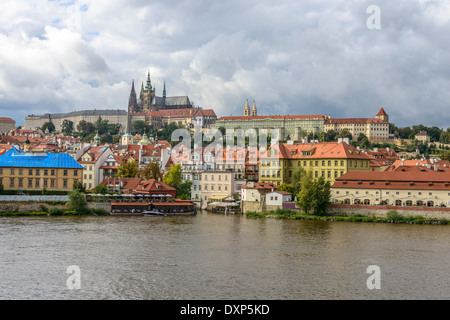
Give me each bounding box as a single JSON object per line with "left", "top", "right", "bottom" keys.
{"left": 0, "top": 0, "right": 449, "bottom": 128}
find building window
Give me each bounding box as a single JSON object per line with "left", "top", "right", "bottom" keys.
{"left": 51, "top": 170, "right": 55, "bottom": 176}
{"left": 44, "top": 169, "right": 48, "bottom": 176}
{"left": 64, "top": 170, "right": 68, "bottom": 176}
{"left": 51, "top": 180, "right": 55, "bottom": 187}
{"left": 29, "top": 169, "right": 33, "bottom": 176}
{"left": 28, "top": 179, "right": 32, "bottom": 187}
{"left": 19, "top": 169, "right": 23, "bottom": 175}
{"left": 35, "top": 179, "right": 40, "bottom": 187}
{"left": 43, "top": 179, "right": 48, "bottom": 187}
{"left": 10, "top": 169, "right": 14, "bottom": 175}
{"left": 63, "top": 180, "right": 68, "bottom": 188}
{"left": 9, "top": 178, "right": 14, "bottom": 187}
{"left": 18, "top": 178, "right": 23, "bottom": 187}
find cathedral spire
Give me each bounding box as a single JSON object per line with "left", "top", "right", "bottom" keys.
{"left": 145, "top": 70, "right": 152, "bottom": 91}
{"left": 244, "top": 99, "right": 250, "bottom": 116}
{"left": 128, "top": 79, "right": 138, "bottom": 113}
{"left": 252, "top": 100, "right": 257, "bottom": 116}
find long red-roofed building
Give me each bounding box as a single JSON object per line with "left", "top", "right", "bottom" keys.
{"left": 331, "top": 160, "right": 450, "bottom": 207}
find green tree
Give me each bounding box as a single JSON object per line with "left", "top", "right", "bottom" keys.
{"left": 440, "top": 131, "right": 450, "bottom": 143}
{"left": 337, "top": 128, "right": 353, "bottom": 141}
{"left": 157, "top": 123, "right": 183, "bottom": 141}
{"left": 295, "top": 171, "right": 315, "bottom": 214}
{"left": 95, "top": 116, "right": 110, "bottom": 135}
{"left": 68, "top": 189, "right": 90, "bottom": 214}
{"left": 116, "top": 158, "right": 139, "bottom": 178}
{"left": 442, "top": 151, "right": 450, "bottom": 161}
{"left": 107, "top": 123, "right": 121, "bottom": 135}
{"left": 77, "top": 120, "right": 96, "bottom": 135}
{"left": 177, "top": 180, "right": 192, "bottom": 200}
{"left": 357, "top": 133, "right": 368, "bottom": 142}
{"left": 310, "top": 176, "right": 331, "bottom": 216}
{"left": 94, "top": 184, "right": 108, "bottom": 194}
{"left": 277, "top": 183, "right": 295, "bottom": 194}
{"left": 73, "top": 180, "right": 86, "bottom": 193}
{"left": 292, "top": 167, "right": 306, "bottom": 196}
{"left": 296, "top": 174, "right": 331, "bottom": 216}
{"left": 100, "top": 133, "right": 113, "bottom": 144}
{"left": 42, "top": 122, "right": 55, "bottom": 133}
{"left": 61, "top": 120, "right": 74, "bottom": 136}
{"left": 163, "top": 164, "right": 183, "bottom": 189}
{"left": 131, "top": 120, "right": 152, "bottom": 136}
{"left": 140, "top": 161, "right": 163, "bottom": 181}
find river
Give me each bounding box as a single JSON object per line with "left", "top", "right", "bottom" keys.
{"left": 0, "top": 211, "right": 448, "bottom": 300}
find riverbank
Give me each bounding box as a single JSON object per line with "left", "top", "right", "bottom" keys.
{"left": 245, "top": 208, "right": 450, "bottom": 225}
{"left": 0, "top": 207, "right": 110, "bottom": 216}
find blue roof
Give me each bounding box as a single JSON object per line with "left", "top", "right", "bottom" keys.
{"left": 0, "top": 146, "right": 83, "bottom": 169}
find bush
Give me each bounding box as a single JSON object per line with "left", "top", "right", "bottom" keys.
{"left": 49, "top": 207, "right": 64, "bottom": 216}
{"left": 275, "top": 208, "right": 298, "bottom": 217}
{"left": 387, "top": 210, "right": 404, "bottom": 222}
{"left": 91, "top": 208, "right": 109, "bottom": 216}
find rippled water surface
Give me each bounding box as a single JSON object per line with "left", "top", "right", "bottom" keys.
{"left": 0, "top": 212, "right": 449, "bottom": 299}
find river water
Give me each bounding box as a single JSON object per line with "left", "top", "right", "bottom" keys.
{"left": 0, "top": 211, "right": 448, "bottom": 300}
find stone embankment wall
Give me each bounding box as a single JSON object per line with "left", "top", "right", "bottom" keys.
{"left": 0, "top": 201, "right": 67, "bottom": 212}
{"left": 326, "top": 204, "right": 450, "bottom": 220}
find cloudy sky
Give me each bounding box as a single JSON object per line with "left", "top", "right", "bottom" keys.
{"left": 1, "top": 0, "right": 450, "bottom": 128}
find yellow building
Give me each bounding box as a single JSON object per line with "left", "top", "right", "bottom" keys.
{"left": 0, "top": 146, "right": 83, "bottom": 191}
{"left": 259, "top": 141, "right": 372, "bottom": 186}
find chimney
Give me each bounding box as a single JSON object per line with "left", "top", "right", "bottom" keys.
{"left": 434, "top": 164, "right": 438, "bottom": 172}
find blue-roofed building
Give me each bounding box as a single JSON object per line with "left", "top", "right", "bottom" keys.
{"left": 0, "top": 145, "right": 83, "bottom": 191}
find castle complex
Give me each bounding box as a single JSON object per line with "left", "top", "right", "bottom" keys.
{"left": 128, "top": 70, "right": 193, "bottom": 113}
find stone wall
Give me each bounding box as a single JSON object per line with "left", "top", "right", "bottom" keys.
{"left": 326, "top": 204, "right": 450, "bottom": 220}
{"left": 0, "top": 201, "right": 67, "bottom": 212}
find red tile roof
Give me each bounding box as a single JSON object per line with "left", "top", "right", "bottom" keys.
{"left": 100, "top": 178, "right": 176, "bottom": 195}
{"left": 217, "top": 115, "right": 326, "bottom": 121}
{"left": 325, "top": 118, "right": 388, "bottom": 124}
{"left": 332, "top": 168, "right": 450, "bottom": 191}
{"left": 260, "top": 142, "right": 372, "bottom": 160}
{"left": 376, "top": 108, "right": 388, "bottom": 116}
{"left": 0, "top": 117, "right": 15, "bottom": 122}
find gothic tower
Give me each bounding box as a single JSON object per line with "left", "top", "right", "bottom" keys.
{"left": 128, "top": 79, "right": 138, "bottom": 113}
{"left": 243, "top": 100, "right": 250, "bottom": 116}
{"left": 251, "top": 101, "right": 257, "bottom": 116}
{"left": 140, "top": 70, "right": 157, "bottom": 112}
{"left": 375, "top": 107, "right": 389, "bottom": 122}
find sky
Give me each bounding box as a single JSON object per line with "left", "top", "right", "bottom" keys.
{"left": 1, "top": 0, "right": 450, "bottom": 128}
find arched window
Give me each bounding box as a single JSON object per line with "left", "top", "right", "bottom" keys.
{"left": 354, "top": 199, "right": 361, "bottom": 205}
{"left": 364, "top": 199, "right": 371, "bottom": 205}
{"left": 427, "top": 201, "right": 434, "bottom": 207}
{"left": 405, "top": 200, "right": 413, "bottom": 207}
{"left": 344, "top": 199, "right": 350, "bottom": 204}
{"left": 395, "top": 200, "right": 402, "bottom": 206}
{"left": 416, "top": 200, "right": 424, "bottom": 206}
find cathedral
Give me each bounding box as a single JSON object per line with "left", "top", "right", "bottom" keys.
{"left": 128, "top": 71, "right": 193, "bottom": 114}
